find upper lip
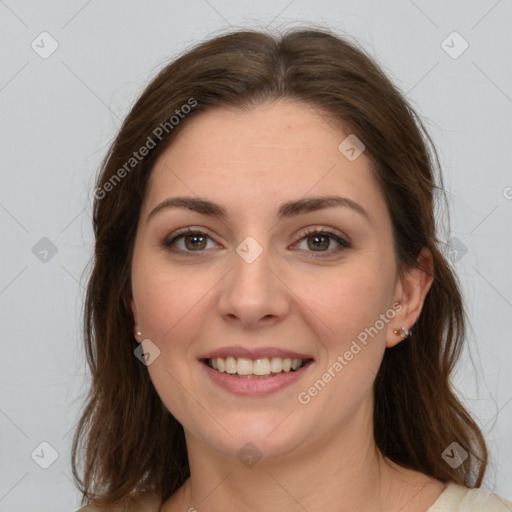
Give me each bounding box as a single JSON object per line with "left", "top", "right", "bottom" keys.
{"left": 199, "top": 346, "right": 314, "bottom": 361}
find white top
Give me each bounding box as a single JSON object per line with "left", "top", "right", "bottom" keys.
{"left": 426, "top": 482, "right": 512, "bottom": 511}
{"left": 77, "top": 482, "right": 512, "bottom": 511}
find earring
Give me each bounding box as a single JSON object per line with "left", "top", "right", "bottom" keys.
{"left": 136, "top": 331, "right": 142, "bottom": 340}
{"left": 393, "top": 326, "right": 410, "bottom": 339}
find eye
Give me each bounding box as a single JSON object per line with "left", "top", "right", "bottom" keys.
{"left": 163, "top": 226, "right": 351, "bottom": 258}
{"left": 292, "top": 227, "right": 350, "bottom": 258}
{"left": 163, "top": 228, "right": 218, "bottom": 255}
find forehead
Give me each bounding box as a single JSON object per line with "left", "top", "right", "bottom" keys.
{"left": 143, "top": 100, "right": 388, "bottom": 226}
{"left": 155, "top": 100, "right": 353, "bottom": 172}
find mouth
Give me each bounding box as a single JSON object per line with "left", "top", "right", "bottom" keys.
{"left": 202, "top": 356, "right": 314, "bottom": 379}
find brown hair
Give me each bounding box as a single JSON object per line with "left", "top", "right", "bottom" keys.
{"left": 72, "top": 26, "right": 487, "bottom": 508}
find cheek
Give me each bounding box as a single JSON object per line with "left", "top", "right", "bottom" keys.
{"left": 131, "top": 259, "right": 209, "bottom": 420}
{"left": 132, "top": 252, "right": 203, "bottom": 343}
{"left": 305, "top": 260, "right": 394, "bottom": 337}
{"left": 300, "top": 258, "right": 395, "bottom": 391}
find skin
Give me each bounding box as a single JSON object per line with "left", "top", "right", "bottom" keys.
{"left": 130, "top": 100, "right": 444, "bottom": 511}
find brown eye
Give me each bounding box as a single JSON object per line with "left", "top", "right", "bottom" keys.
{"left": 183, "top": 234, "right": 207, "bottom": 250}
{"left": 307, "top": 233, "right": 331, "bottom": 251}
{"left": 163, "top": 228, "right": 216, "bottom": 255}
{"left": 293, "top": 228, "right": 350, "bottom": 258}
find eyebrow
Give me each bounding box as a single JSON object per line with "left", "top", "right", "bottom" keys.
{"left": 146, "top": 195, "right": 370, "bottom": 224}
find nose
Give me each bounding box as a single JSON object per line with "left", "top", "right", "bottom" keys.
{"left": 217, "top": 243, "right": 290, "bottom": 329}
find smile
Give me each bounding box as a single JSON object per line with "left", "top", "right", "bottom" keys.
{"left": 200, "top": 356, "right": 314, "bottom": 396}
{"left": 205, "top": 356, "right": 311, "bottom": 378}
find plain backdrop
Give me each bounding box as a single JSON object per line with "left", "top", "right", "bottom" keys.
{"left": 0, "top": 1, "right": 511, "bottom": 510}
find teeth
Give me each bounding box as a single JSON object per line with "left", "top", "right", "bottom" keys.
{"left": 225, "top": 356, "right": 237, "bottom": 374}
{"left": 291, "top": 359, "right": 302, "bottom": 370}
{"left": 253, "top": 358, "right": 270, "bottom": 375}
{"left": 270, "top": 357, "right": 282, "bottom": 373}
{"left": 237, "top": 358, "right": 253, "bottom": 376}
{"left": 207, "top": 356, "right": 305, "bottom": 376}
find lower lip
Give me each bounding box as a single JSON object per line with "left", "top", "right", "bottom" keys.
{"left": 200, "top": 360, "right": 313, "bottom": 396}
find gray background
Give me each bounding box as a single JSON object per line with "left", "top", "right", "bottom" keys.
{"left": 0, "top": 0, "right": 511, "bottom": 510}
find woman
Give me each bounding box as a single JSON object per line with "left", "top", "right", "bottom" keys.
{"left": 72, "top": 27, "right": 511, "bottom": 511}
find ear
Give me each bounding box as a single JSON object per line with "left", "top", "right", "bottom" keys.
{"left": 388, "top": 247, "right": 434, "bottom": 348}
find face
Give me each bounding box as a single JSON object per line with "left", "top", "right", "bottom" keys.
{"left": 130, "top": 100, "right": 418, "bottom": 463}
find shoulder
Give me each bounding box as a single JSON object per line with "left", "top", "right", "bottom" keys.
{"left": 428, "top": 482, "right": 512, "bottom": 511}
{"left": 75, "top": 492, "right": 161, "bottom": 512}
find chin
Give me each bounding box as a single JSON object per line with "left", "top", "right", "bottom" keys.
{"left": 186, "top": 411, "right": 309, "bottom": 462}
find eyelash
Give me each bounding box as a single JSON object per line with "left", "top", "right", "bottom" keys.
{"left": 162, "top": 227, "right": 350, "bottom": 259}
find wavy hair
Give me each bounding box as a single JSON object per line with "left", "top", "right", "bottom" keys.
{"left": 72, "top": 26, "right": 487, "bottom": 509}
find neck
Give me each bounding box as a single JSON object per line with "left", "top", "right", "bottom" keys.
{"left": 163, "top": 396, "right": 444, "bottom": 512}
{"left": 184, "top": 442, "right": 388, "bottom": 512}
{"left": 169, "top": 409, "right": 437, "bottom": 511}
